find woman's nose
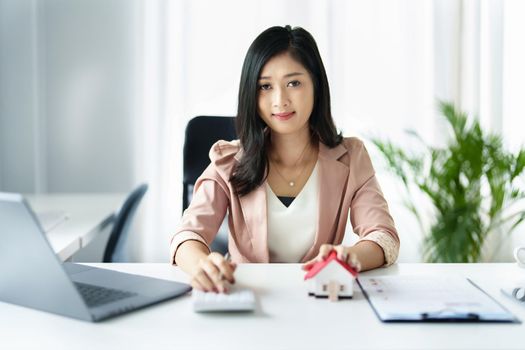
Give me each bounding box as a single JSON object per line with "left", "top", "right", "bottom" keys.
{"left": 272, "top": 87, "right": 290, "bottom": 108}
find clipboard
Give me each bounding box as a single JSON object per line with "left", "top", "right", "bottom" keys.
{"left": 358, "top": 275, "right": 520, "bottom": 323}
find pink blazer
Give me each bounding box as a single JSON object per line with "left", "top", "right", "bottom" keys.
{"left": 170, "top": 137, "right": 400, "bottom": 265}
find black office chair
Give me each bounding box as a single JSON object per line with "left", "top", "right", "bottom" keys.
{"left": 183, "top": 116, "right": 237, "bottom": 254}
{"left": 103, "top": 183, "right": 148, "bottom": 262}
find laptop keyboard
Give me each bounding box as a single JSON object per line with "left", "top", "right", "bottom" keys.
{"left": 74, "top": 282, "right": 138, "bottom": 308}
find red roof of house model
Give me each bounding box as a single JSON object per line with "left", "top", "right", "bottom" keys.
{"left": 304, "top": 250, "right": 359, "bottom": 280}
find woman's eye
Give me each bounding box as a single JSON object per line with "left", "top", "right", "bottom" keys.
{"left": 288, "top": 80, "right": 301, "bottom": 87}
{"left": 259, "top": 84, "right": 271, "bottom": 91}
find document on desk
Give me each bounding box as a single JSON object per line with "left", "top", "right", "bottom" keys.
{"left": 358, "top": 275, "right": 520, "bottom": 323}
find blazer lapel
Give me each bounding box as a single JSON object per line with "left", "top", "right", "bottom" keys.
{"left": 238, "top": 181, "right": 269, "bottom": 262}
{"left": 301, "top": 142, "right": 349, "bottom": 262}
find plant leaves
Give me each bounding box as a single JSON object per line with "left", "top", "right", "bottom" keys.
{"left": 369, "top": 100, "right": 525, "bottom": 263}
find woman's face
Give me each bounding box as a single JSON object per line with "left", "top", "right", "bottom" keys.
{"left": 257, "top": 52, "right": 314, "bottom": 137}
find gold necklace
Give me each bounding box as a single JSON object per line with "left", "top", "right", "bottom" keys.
{"left": 270, "top": 141, "right": 311, "bottom": 187}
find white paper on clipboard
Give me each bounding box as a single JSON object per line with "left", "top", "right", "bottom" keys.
{"left": 358, "top": 275, "right": 519, "bottom": 322}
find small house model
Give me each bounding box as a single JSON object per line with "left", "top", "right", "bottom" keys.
{"left": 304, "top": 250, "right": 359, "bottom": 301}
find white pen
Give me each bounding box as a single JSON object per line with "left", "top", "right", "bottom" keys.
{"left": 218, "top": 252, "right": 231, "bottom": 281}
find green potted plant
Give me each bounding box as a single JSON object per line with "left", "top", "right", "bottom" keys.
{"left": 371, "top": 101, "right": 525, "bottom": 262}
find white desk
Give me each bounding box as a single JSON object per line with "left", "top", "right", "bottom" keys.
{"left": 1, "top": 263, "right": 525, "bottom": 350}
{"left": 26, "top": 193, "right": 126, "bottom": 261}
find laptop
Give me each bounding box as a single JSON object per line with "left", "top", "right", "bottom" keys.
{"left": 0, "top": 192, "right": 191, "bottom": 322}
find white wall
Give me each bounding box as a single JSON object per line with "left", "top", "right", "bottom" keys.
{"left": 0, "top": 0, "right": 39, "bottom": 192}
{"left": 0, "top": 0, "right": 137, "bottom": 193}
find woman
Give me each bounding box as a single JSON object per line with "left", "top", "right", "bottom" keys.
{"left": 170, "top": 25, "right": 399, "bottom": 293}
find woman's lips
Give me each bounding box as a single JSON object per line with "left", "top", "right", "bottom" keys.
{"left": 272, "top": 111, "right": 295, "bottom": 121}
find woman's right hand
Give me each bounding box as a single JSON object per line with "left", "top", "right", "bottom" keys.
{"left": 190, "top": 252, "right": 237, "bottom": 293}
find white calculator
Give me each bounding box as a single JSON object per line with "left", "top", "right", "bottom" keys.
{"left": 192, "top": 288, "right": 256, "bottom": 312}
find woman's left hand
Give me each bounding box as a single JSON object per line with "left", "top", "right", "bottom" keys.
{"left": 301, "top": 244, "right": 361, "bottom": 272}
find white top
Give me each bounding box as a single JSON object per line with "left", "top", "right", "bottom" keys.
{"left": 266, "top": 163, "right": 319, "bottom": 263}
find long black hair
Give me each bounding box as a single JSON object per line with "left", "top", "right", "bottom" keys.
{"left": 230, "top": 25, "right": 342, "bottom": 196}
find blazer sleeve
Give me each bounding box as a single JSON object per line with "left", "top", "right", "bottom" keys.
{"left": 169, "top": 165, "right": 230, "bottom": 265}
{"left": 347, "top": 140, "right": 400, "bottom": 266}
